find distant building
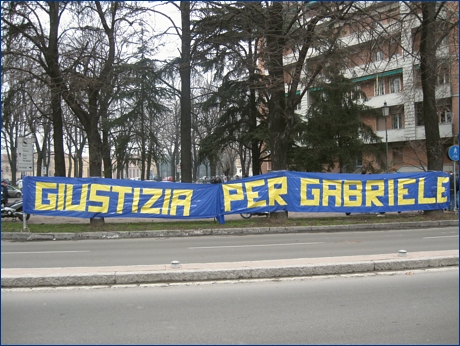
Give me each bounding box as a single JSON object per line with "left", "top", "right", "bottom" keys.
{"left": 1, "top": 152, "right": 158, "bottom": 181}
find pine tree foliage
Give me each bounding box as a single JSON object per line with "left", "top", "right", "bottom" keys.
{"left": 193, "top": 2, "right": 268, "bottom": 175}
{"left": 293, "top": 70, "right": 382, "bottom": 173}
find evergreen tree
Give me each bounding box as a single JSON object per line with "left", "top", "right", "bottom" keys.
{"left": 293, "top": 69, "right": 382, "bottom": 173}
{"left": 193, "top": 2, "right": 268, "bottom": 175}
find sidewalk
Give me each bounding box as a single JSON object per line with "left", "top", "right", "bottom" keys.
{"left": 2, "top": 250, "right": 458, "bottom": 288}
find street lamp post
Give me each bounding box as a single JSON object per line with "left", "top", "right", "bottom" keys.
{"left": 382, "top": 101, "right": 390, "bottom": 172}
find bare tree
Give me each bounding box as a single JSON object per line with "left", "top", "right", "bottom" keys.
{"left": 2, "top": 2, "right": 67, "bottom": 177}
{"left": 149, "top": 1, "right": 209, "bottom": 183}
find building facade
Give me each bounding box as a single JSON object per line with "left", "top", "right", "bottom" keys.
{"left": 261, "top": 1, "right": 458, "bottom": 174}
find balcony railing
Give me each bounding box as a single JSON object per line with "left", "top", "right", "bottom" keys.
{"left": 375, "top": 123, "right": 454, "bottom": 143}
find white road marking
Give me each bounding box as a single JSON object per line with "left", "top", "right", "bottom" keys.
{"left": 189, "top": 242, "right": 324, "bottom": 249}
{"left": 423, "top": 235, "right": 459, "bottom": 239}
{"left": 2, "top": 251, "right": 90, "bottom": 254}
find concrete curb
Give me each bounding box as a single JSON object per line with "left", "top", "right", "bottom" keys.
{"left": 2, "top": 220, "right": 458, "bottom": 242}
{"left": 2, "top": 252, "right": 457, "bottom": 288}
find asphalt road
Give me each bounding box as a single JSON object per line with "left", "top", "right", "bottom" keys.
{"left": 2, "top": 226, "right": 458, "bottom": 268}
{"left": 2, "top": 269, "right": 458, "bottom": 344}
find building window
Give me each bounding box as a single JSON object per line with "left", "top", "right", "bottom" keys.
{"left": 377, "top": 117, "right": 387, "bottom": 131}
{"left": 437, "top": 62, "right": 450, "bottom": 85}
{"left": 351, "top": 85, "right": 363, "bottom": 100}
{"left": 295, "top": 102, "right": 302, "bottom": 111}
{"left": 389, "top": 77, "right": 401, "bottom": 93}
{"left": 440, "top": 35, "right": 448, "bottom": 47}
{"left": 439, "top": 107, "right": 452, "bottom": 123}
{"left": 392, "top": 149, "right": 403, "bottom": 165}
{"left": 374, "top": 78, "right": 385, "bottom": 96}
{"left": 392, "top": 113, "right": 403, "bottom": 129}
{"left": 415, "top": 102, "right": 424, "bottom": 126}
{"left": 413, "top": 66, "right": 422, "bottom": 88}
{"left": 375, "top": 51, "right": 384, "bottom": 61}
{"left": 389, "top": 37, "right": 401, "bottom": 58}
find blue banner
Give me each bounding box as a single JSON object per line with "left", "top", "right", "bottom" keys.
{"left": 221, "top": 171, "right": 449, "bottom": 215}
{"left": 23, "top": 171, "right": 450, "bottom": 224}
{"left": 23, "top": 177, "right": 224, "bottom": 223}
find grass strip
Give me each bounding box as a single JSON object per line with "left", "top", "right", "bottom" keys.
{"left": 1, "top": 212, "right": 457, "bottom": 233}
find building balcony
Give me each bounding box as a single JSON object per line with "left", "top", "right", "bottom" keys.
{"left": 375, "top": 123, "right": 454, "bottom": 143}
{"left": 414, "top": 123, "right": 455, "bottom": 140}
{"left": 364, "top": 92, "right": 402, "bottom": 109}
{"left": 413, "top": 84, "right": 452, "bottom": 103}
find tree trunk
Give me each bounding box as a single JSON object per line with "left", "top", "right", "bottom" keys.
{"left": 420, "top": 2, "right": 444, "bottom": 217}
{"left": 36, "top": 150, "right": 43, "bottom": 177}
{"left": 102, "top": 126, "right": 112, "bottom": 178}
{"left": 266, "top": 2, "right": 288, "bottom": 171}
{"left": 180, "top": 2, "right": 193, "bottom": 183}
{"left": 87, "top": 123, "right": 103, "bottom": 178}
{"left": 270, "top": 211, "right": 288, "bottom": 223}
{"left": 48, "top": 3, "right": 66, "bottom": 177}
{"left": 87, "top": 123, "right": 104, "bottom": 224}
{"left": 249, "top": 69, "right": 261, "bottom": 176}
{"left": 265, "top": 3, "right": 291, "bottom": 220}
{"left": 420, "top": 2, "right": 443, "bottom": 171}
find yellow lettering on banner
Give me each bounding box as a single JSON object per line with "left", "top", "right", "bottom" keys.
{"left": 112, "top": 186, "right": 133, "bottom": 214}
{"left": 268, "top": 177, "right": 287, "bottom": 206}
{"left": 140, "top": 188, "right": 162, "bottom": 214}
{"left": 57, "top": 184, "right": 65, "bottom": 210}
{"left": 162, "top": 189, "right": 172, "bottom": 215}
{"left": 365, "top": 180, "right": 384, "bottom": 207}
{"left": 35, "top": 182, "right": 58, "bottom": 210}
{"left": 437, "top": 177, "right": 449, "bottom": 203}
{"left": 170, "top": 190, "right": 192, "bottom": 216}
{"left": 65, "top": 184, "right": 88, "bottom": 211}
{"left": 223, "top": 183, "right": 244, "bottom": 212}
{"left": 418, "top": 178, "right": 435, "bottom": 204}
{"left": 398, "top": 178, "right": 416, "bottom": 205}
{"left": 300, "top": 178, "right": 320, "bottom": 206}
{"left": 88, "top": 184, "right": 110, "bottom": 213}
{"left": 322, "top": 180, "right": 342, "bottom": 207}
{"left": 388, "top": 179, "right": 395, "bottom": 206}
{"left": 343, "top": 180, "right": 362, "bottom": 207}
{"left": 132, "top": 188, "right": 140, "bottom": 213}
{"left": 246, "top": 180, "right": 266, "bottom": 208}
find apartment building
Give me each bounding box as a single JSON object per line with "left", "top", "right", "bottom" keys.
{"left": 356, "top": 2, "right": 458, "bottom": 173}
{"left": 263, "top": 1, "right": 458, "bottom": 174}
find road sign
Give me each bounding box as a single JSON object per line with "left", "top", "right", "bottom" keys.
{"left": 17, "top": 137, "right": 34, "bottom": 172}
{"left": 447, "top": 145, "right": 459, "bottom": 161}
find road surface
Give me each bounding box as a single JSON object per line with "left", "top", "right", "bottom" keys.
{"left": 1, "top": 269, "right": 458, "bottom": 344}
{"left": 2, "top": 226, "right": 458, "bottom": 268}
